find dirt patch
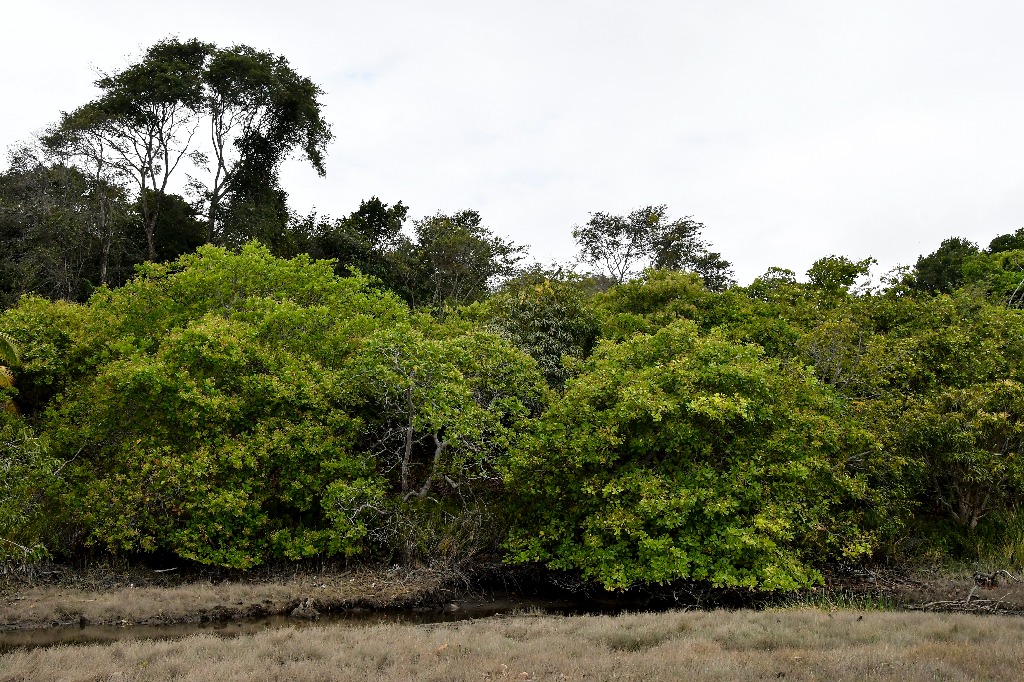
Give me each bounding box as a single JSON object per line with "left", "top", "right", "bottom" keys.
{"left": 0, "top": 563, "right": 450, "bottom": 632}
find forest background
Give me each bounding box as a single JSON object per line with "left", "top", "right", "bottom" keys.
{"left": 3, "top": 39, "right": 1024, "bottom": 593}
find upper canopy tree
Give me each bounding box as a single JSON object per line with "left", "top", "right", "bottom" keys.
{"left": 987, "top": 227, "right": 1024, "bottom": 254}
{"left": 46, "top": 38, "right": 332, "bottom": 260}
{"left": 910, "top": 237, "right": 979, "bottom": 295}
{"left": 306, "top": 197, "right": 411, "bottom": 283}
{"left": 49, "top": 38, "right": 210, "bottom": 261}
{"left": 404, "top": 210, "right": 526, "bottom": 308}
{"left": 573, "top": 205, "right": 734, "bottom": 290}
{"left": 0, "top": 147, "right": 134, "bottom": 303}
{"left": 199, "top": 44, "right": 333, "bottom": 246}
{"left": 806, "top": 255, "right": 876, "bottom": 297}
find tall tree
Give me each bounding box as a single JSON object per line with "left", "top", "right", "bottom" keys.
{"left": 197, "top": 44, "right": 333, "bottom": 245}
{"left": 45, "top": 38, "right": 332, "bottom": 261}
{"left": 573, "top": 207, "right": 657, "bottom": 284}
{"left": 988, "top": 228, "right": 1024, "bottom": 254}
{"left": 0, "top": 147, "right": 137, "bottom": 304}
{"left": 911, "top": 237, "right": 979, "bottom": 295}
{"left": 53, "top": 38, "right": 211, "bottom": 261}
{"left": 806, "top": 255, "right": 876, "bottom": 296}
{"left": 308, "top": 197, "right": 410, "bottom": 282}
{"left": 39, "top": 128, "right": 132, "bottom": 287}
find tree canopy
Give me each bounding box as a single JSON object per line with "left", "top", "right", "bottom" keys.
{"left": 573, "top": 205, "right": 734, "bottom": 290}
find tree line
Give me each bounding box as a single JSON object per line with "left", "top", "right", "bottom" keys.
{"left": 3, "top": 39, "right": 1024, "bottom": 591}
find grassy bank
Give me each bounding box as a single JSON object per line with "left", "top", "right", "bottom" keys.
{"left": 4, "top": 607, "right": 1024, "bottom": 681}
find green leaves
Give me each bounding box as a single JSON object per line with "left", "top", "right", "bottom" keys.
{"left": 1, "top": 243, "right": 547, "bottom": 569}
{"left": 0, "top": 416, "right": 56, "bottom": 562}
{"left": 484, "top": 273, "right": 600, "bottom": 387}
{"left": 505, "top": 319, "right": 872, "bottom": 591}
{"left": 0, "top": 331, "right": 17, "bottom": 393}
{"left": 894, "top": 380, "right": 1024, "bottom": 529}
{"left": 12, "top": 245, "right": 399, "bottom": 567}
{"left": 5, "top": 234, "right": 1024, "bottom": 580}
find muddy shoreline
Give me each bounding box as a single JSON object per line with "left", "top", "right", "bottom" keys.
{"left": 2, "top": 562, "right": 1023, "bottom": 643}
{"left": 0, "top": 563, "right": 458, "bottom": 634}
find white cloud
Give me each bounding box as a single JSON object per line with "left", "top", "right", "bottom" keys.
{"left": 3, "top": 0, "right": 1024, "bottom": 282}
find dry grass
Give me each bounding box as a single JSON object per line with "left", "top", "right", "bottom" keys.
{"left": 0, "top": 566, "right": 444, "bottom": 629}
{"left": 3, "top": 607, "right": 1024, "bottom": 681}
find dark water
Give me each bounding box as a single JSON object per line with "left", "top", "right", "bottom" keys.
{"left": 0, "top": 596, "right": 634, "bottom": 653}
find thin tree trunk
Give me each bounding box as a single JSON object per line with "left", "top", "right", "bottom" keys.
{"left": 144, "top": 215, "right": 158, "bottom": 261}
{"left": 98, "top": 194, "right": 111, "bottom": 285}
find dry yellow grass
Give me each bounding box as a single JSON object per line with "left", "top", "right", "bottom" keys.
{"left": 3, "top": 607, "right": 1023, "bottom": 681}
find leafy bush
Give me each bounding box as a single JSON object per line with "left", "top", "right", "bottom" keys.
{"left": 503, "top": 320, "right": 874, "bottom": 591}
{"left": 0, "top": 415, "right": 56, "bottom": 562}
{"left": 5, "top": 244, "right": 547, "bottom": 568}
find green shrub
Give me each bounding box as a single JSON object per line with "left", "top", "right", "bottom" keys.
{"left": 504, "top": 320, "right": 875, "bottom": 591}
{"left": 5, "top": 243, "right": 547, "bottom": 568}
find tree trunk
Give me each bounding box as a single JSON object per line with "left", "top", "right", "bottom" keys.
{"left": 144, "top": 217, "right": 158, "bottom": 261}
{"left": 98, "top": 194, "right": 111, "bottom": 286}
{"left": 405, "top": 435, "right": 447, "bottom": 502}
{"left": 401, "top": 383, "right": 415, "bottom": 495}
{"left": 206, "top": 193, "right": 220, "bottom": 244}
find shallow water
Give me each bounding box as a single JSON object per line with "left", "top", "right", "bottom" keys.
{"left": 0, "top": 596, "right": 633, "bottom": 653}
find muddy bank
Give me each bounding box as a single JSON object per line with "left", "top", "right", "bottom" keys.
{"left": 804, "top": 566, "right": 1024, "bottom": 616}
{"left": 0, "top": 594, "right": 631, "bottom": 653}
{"left": 3, "top": 562, "right": 1024, "bottom": 641}
{"left": 0, "top": 563, "right": 451, "bottom": 633}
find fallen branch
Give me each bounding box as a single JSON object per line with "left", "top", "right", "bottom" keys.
{"left": 911, "top": 596, "right": 1018, "bottom": 615}
{"left": 998, "top": 569, "right": 1024, "bottom": 584}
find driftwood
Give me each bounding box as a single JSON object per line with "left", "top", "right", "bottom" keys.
{"left": 910, "top": 584, "right": 1019, "bottom": 615}
{"left": 910, "top": 596, "right": 1018, "bottom": 615}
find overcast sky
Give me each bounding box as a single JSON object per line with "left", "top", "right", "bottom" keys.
{"left": 3, "top": 1, "right": 1023, "bottom": 283}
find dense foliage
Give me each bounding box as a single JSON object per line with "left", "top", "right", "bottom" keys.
{"left": 503, "top": 321, "right": 873, "bottom": 590}
{"left": 0, "top": 245, "right": 547, "bottom": 567}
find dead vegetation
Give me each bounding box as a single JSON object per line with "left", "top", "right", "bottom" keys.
{"left": 4, "top": 607, "right": 1024, "bottom": 681}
